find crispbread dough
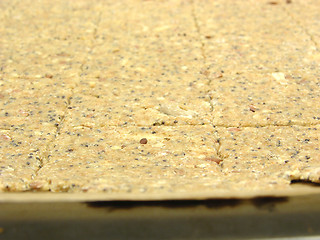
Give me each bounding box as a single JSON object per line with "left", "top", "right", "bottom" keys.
{"left": 284, "top": 0, "right": 320, "bottom": 47}
{"left": 0, "top": 0, "right": 320, "bottom": 197}
{"left": 0, "top": 126, "right": 55, "bottom": 191}
{"left": 0, "top": 39, "right": 87, "bottom": 79}
{"left": 0, "top": 77, "right": 73, "bottom": 191}
{"left": 216, "top": 125, "right": 320, "bottom": 186}
{"left": 0, "top": 78, "right": 74, "bottom": 127}
{"left": 29, "top": 125, "right": 320, "bottom": 193}
{"left": 81, "top": 0, "right": 203, "bottom": 78}
{"left": 194, "top": 0, "right": 319, "bottom": 75}
{"left": 209, "top": 72, "right": 320, "bottom": 126}
{"left": 32, "top": 125, "right": 220, "bottom": 193}
{"left": 0, "top": 0, "right": 100, "bottom": 79}
{"left": 64, "top": 74, "right": 211, "bottom": 127}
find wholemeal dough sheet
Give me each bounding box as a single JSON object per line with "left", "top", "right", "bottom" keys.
{"left": 32, "top": 125, "right": 220, "bottom": 193}
{"left": 0, "top": 0, "right": 103, "bottom": 78}
{"left": 216, "top": 125, "right": 320, "bottom": 187}
{"left": 283, "top": 0, "right": 320, "bottom": 47}
{"left": 209, "top": 72, "right": 320, "bottom": 127}
{"left": 194, "top": 0, "right": 320, "bottom": 75}
{"left": 66, "top": 74, "right": 211, "bottom": 127}
{"left": 0, "top": 0, "right": 319, "bottom": 200}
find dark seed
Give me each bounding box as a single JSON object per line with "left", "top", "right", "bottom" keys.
{"left": 140, "top": 138, "right": 148, "bottom": 144}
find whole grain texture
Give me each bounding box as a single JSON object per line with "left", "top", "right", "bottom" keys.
{"left": 33, "top": 126, "right": 220, "bottom": 193}
{"left": 215, "top": 125, "right": 320, "bottom": 188}
{"left": 0, "top": 0, "right": 319, "bottom": 197}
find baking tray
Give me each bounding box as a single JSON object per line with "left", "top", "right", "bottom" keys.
{"left": 0, "top": 182, "right": 319, "bottom": 240}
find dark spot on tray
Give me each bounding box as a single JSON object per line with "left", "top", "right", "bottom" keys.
{"left": 85, "top": 199, "right": 243, "bottom": 211}
{"left": 251, "top": 197, "right": 288, "bottom": 212}
{"left": 85, "top": 197, "right": 289, "bottom": 212}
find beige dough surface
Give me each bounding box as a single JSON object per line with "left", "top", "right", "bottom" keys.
{"left": 209, "top": 72, "right": 320, "bottom": 127}
{"left": 33, "top": 125, "right": 220, "bottom": 193}
{"left": 215, "top": 125, "right": 320, "bottom": 188}
{"left": 0, "top": 0, "right": 319, "bottom": 199}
